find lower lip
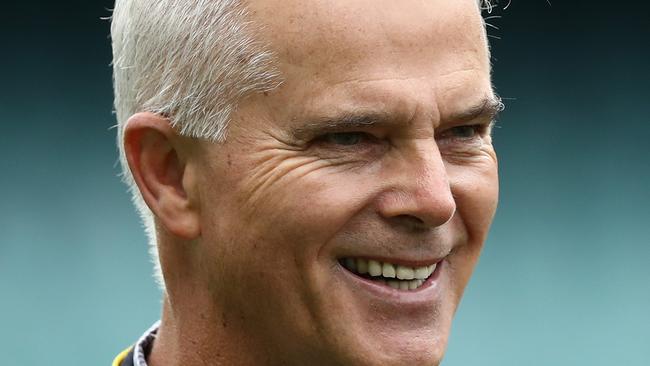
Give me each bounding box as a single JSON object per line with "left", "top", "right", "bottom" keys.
{"left": 337, "top": 259, "right": 445, "bottom": 303}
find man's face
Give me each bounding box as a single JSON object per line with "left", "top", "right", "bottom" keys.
{"left": 189, "top": 0, "right": 497, "bottom": 364}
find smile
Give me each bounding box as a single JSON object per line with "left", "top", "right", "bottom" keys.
{"left": 338, "top": 257, "right": 439, "bottom": 291}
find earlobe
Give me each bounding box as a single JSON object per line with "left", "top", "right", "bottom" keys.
{"left": 123, "top": 112, "right": 201, "bottom": 240}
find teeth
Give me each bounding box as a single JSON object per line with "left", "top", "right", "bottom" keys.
{"left": 356, "top": 259, "right": 368, "bottom": 274}
{"left": 382, "top": 262, "right": 396, "bottom": 278}
{"left": 414, "top": 266, "right": 430, "bottom": 280}
{"left": 368, "top": 260, "right": 382, "bottom": 277}
{"left": 341, "top": 257, "right": 438, "bottom": 291}
{"left": 395, "top": 265, "right": 415, "bottom": 280}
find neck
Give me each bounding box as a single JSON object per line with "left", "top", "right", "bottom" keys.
{"left": 147, "top": 294, "right": 275, "bottom": 366}
{"left": 147, "top": 236, "right": 291, "bottom": 366}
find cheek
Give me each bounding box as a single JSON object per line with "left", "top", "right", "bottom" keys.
{"left": 247, "top": 175, "right": 373, "bottom": 259}
{"left": 234, "top": 156, "right": 378, "bottom": 248}
{"left": 448, "top": 154, "right": 499, "bottom": 236}
{"left": 194, "top": 155, "right": 382, "bottom": 339}
{"left": 446, "top": 158, "right": 498, "bottom": 276}
{"left": 197, "top": 150, "right": 380, "bottom": 280}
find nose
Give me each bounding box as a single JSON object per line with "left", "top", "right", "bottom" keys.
{"left": 375, "top": 140, "right": 456, "bottom": 230}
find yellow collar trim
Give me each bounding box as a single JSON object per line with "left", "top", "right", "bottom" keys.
{"left": 112, "top": 346, "right": 133, "bottom": 366}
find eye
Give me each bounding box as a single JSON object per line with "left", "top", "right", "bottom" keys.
{"left": 321, "top": 132, "right": 368, "bottom": 146}
{"left": 309, "top": 131, "right": 388, "bottom": 161}
{"left": 438, "top": 123, "right": 491, "bottom": 142}
{"left": 449, "top": 125, "right": 481, "bottom": 139}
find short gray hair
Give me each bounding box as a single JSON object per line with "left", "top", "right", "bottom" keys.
{"left": 111, "top": 0, "right": 280, "bottom": 288}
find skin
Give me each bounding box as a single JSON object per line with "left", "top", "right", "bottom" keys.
{"left": 124, "top": 0, "right": 499, "bottom": 365}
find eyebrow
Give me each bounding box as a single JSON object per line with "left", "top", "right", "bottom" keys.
{"left": 290, "top": 95, "right": 505, "bottom": 140}
{"left": 446, "top": 95, "right": 505, "bottom": 123}
{"left": 290, "top": 112, "right": 392, "bottom": 140}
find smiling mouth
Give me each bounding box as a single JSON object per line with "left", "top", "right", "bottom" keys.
{"left": 338, "top": 257, "right": 439, "bottom": 291}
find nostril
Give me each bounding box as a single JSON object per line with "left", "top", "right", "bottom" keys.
{"left": 390, "top": 214, "right": 428, "bottom": 231}
{"left": 374, "top": 184, "right": 456, "bottom": 230}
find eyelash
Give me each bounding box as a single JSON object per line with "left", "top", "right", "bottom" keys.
{"left": 310, "top": 122, "right": 492, "bottom": 149}
{"left": 439, "top": 123, "right": 491, "bottom": 141}
{"left": 312, "top": 131, "right": 375, "bottom": 148}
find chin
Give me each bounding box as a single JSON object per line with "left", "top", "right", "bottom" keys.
{"left": 299, "top": 256, "right": 460, "bottom": 366}
{"left": 329, "top": 335, "right": 449, "bottom": 366}
{"left": 313, "top": 293, "right": 455, "bottom": 365}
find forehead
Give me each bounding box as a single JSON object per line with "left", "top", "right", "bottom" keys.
{"left": 245, "top": 0, "right": 491, "bottom": 125}
{"left": 250, "top": 0, "right": 484, "bottom": 65}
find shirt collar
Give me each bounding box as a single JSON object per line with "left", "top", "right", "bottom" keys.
{"left": 131, "top": 321, "right": 160, "bottom": 366}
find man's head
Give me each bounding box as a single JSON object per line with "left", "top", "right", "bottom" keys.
{"left": 112, "top": 0, "right": 500, "bottom": 365}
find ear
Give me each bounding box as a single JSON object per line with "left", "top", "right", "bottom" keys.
{"left": 123, "top": 112, "right": 201, "bottom": 240}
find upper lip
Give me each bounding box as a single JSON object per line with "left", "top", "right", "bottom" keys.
{"left": 336, "top": 254, "right": 448, "bottom": 267}
{"left": 328, "top": 233, "right": 456, "bottom": 267}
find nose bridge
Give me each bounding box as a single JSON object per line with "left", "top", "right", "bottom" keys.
{"left": 377, "top": 138, "right": 456, "bottom": 228}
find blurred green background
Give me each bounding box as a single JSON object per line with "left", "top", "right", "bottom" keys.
{"left": 1, "top": 1, "right": 648, "bottom": 365}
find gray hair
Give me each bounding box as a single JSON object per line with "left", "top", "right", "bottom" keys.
{"left": 111, "top": 0, "right": 280, "bottom": 288}
{"left": 111, "top": 0, "right": 493, "bottom": 289}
